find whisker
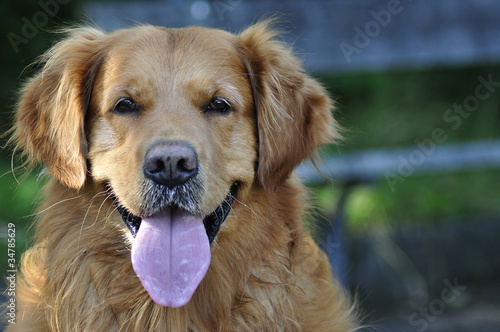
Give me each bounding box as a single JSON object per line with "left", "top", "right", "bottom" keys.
{"left": 105, "top": 204, "right": 119, "bottom": 225}
{"left": 77, "top": 191, "right": 108, "bottom": 248}
{"left": 86, "top": 191, "right": 112, "bottom": 230}
{"left": 10, "top": 155, "right": 21, "bottom": 185}
{"left": 102, "top": 193, "right": 119, "bottom": 229}
{"left": 212, "top": 52, "right": 230, "bottom": 78}
{"left": 233, "top": 197, "right": 258, "bottom": 220}
{"left": 26, "top": 195, "right": 83, "bottom": 217}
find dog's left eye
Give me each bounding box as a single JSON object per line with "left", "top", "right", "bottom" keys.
{"left": 205, "top": 98, "right": 231, "bottom": 114}
{"left": 113, "top": 98, "right": 140, "bottom": 114}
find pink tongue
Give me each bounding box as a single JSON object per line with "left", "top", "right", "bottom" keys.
{"left": 131, "top": 208, "right": 210, "bottom": 307}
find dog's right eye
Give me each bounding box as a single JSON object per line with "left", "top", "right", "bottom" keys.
{"left": 113, "top": 98, "right": 140, "bottom": 114}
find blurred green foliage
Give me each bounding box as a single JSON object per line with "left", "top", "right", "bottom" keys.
{"left": 321, "top": 66, "right": 500, "bottom": 150}
{"left": 314, "top": 169, "right": 500, "bottom": 234}
{"left": 317, "top": 67, "right": 500, "bottom": 232}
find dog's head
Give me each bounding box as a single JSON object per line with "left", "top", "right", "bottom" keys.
{"left": 12, "top": 21, "right": 339, "bottom": 307}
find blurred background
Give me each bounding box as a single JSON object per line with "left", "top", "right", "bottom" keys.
{"left": 1, "top": 0, "right": 500, "bottom": 330}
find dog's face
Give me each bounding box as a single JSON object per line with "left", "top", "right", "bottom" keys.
{"left": 88, "top": 26, "right": 256, "bottom": 221}
{"left": 12, "top": 22, "right": 339, "bottom": 308}
{"left": 87, "top": 27, "right": 260, "bottom": 307}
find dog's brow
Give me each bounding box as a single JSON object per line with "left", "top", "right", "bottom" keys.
{"left": 214, "top": 73, "right": 251, "bottom": 84}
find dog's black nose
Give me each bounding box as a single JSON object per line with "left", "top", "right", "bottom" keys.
{"left": 143, "top": 141, "right": 198, "bottom": 188}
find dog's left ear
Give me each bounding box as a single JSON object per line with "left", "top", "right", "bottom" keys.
{"left": 11, "top": 27, "right": 106, "bottom": 189}
{"left": 239, "top": 21, "right": 341, "bottom": 193}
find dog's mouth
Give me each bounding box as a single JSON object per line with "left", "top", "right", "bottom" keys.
{"left": 109, "top": 182, "right": 238, "bottom": 308}
{"left": 112, "top": 183, "right": 238, "bottom": 243}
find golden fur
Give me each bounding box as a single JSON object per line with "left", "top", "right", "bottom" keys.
{"left": 7, "top": 21, "right": 357, "bottom": 331}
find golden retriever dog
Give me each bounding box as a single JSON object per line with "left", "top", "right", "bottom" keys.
{"left": 8, "top": 20, "right": 357, "bottom": 331}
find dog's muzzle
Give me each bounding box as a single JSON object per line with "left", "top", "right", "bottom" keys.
{"left": 111, "top": 140, "right": 238, "bottom": 242}
{"left": 109, "top": 182, "right": 238, "bottom": 308}
{"left": 112, "top": 182, "right": 238, "bottom": 243}
{"left": 106, "top": 140, "right": 239, "bottom": 308}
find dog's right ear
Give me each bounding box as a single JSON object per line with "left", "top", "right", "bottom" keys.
{"left": 11, "top": 27, "right": 106, "bottom": 189}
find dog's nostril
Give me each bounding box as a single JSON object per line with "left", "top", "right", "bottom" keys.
{"left": 144, "top": 141, "right": 198, "bottom": 188}
{"left": 154, "top": 159, "right": 166, "bottom": 173}
{"left": 144, "top": 157, "right": 165, "bottom": 174}
{"left": 177, "top": 157, "right": 196, "bottom": 172}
